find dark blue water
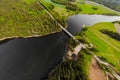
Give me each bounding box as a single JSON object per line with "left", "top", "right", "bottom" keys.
{"left": 0, "top": 32, "right": 69, "bottom": 80}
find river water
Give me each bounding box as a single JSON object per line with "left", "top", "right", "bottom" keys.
{"left": 0, "top": 32, "right": 69, "bottom": 80}
{"left": 67, "top": 14, "right": 120, "bottom": 34}
{"left": 0, "top": 14, "right": 120, "bottom": 80}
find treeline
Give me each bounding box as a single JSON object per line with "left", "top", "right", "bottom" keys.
{"left": 48, "top": 50, "right": 88, "bottom": 80}
{"left": 65, "top": 2, "right": 77, "bottom": 11}
{"left": 100, "top": 29, "right": 120, "bottom": 41}
{"left": 65, "top": 2, "right": 82, "bottom": 12}
{"left": 90, "top": 0, "right": 120, "bottom": 12}
{"left": 51, "top": 0, "right": 76, "bottom": 5}
{"left": 67, "top": 38, "right": 79, "bottom": 51}
{"left": 51, "top": 0, "right": 81, "bottom": 11}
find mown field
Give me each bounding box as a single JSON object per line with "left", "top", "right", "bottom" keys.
{"left": 0, "top": 0, "right": 63, "bottom": 39}
{"left": 85, "top": 22, "right": 120, "bottom": 70}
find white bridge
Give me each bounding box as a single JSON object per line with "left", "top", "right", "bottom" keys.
{"left": 37, "top": 1, "right": 77, "bottom": 41}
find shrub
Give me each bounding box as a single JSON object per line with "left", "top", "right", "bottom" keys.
{"left": 65, "top": 2, "right": 77, "bottom": 11}
{"left": 100, "top": 29, "right": 120, "bottom": 41}
{"left": 92, "top": 7, "right": 98, "bottom": 10}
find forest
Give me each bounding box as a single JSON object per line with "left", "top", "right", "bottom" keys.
{"left": 48, "top": 50, "right": 88, "bottom": 80}
{"left": 51, "top": 0, "right": 76, "bottom": 5}
{"left": 100, "top": 29, "right": 120, "bottom": 41}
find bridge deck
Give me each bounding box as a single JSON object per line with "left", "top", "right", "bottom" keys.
{"left": 38, "top": 1, "right": 77, "bottom": 40}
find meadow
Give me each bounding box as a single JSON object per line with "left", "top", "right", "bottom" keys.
{"left": 85, "top": 22, "right": 120, "bottom": 70}
{"left": 0, "top": 0, "right": 62, "bottom": 40}
{"left": 42, "top": 0, "right": 120, "bottom": 17}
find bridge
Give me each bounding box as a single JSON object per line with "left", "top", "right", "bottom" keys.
{"left": 38, "top": 1, "right": 120, "bottom": 80}
{"left": 37, "top": 1, "right": 78, "bottom": 41}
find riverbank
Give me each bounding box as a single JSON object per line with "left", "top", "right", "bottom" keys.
{"left": 0, "top": 30, "right": 63, "bottom": 42}
{"left": 0, "top": 0, "right": 64, "bottom": 41}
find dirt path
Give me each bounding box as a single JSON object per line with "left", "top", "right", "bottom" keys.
{"left": 114, "top": 23, "right": 120, "bottom": 34}
{"left": 89, "top": 58, "right": 106, "bottom": 80}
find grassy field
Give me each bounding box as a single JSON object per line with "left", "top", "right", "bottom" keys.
{"left": 0, "top": 0, "right": 63, "bottom": 40}
{"left": 78, "top": 3, "right": 117, "bottom": 14}
{"left": 83, "top": 52, "right": 92, "bottom": 78}
{"left": 84, "top": 22, "right": 120, "bottom": 70}
{"left": 42, "top": 0, "right": 120, "bottom": 17}
{"left": 25, "top": 0, "right": 36, "bottom": 3}
{"left": 41, "top": 0, "right": 74, "bottom": 17}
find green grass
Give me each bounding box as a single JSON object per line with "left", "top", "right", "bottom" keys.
{"left": 41, "top": 0, "right": 74, "bottom": 17}
{"left": 44, "top": 0, "right": 64, "bottom": 7}
{"left": 78, "top": 4, "right": 117, "bottom": 14}
{"left": 76, "top": 1, "right": 119, "bottom": 15}
{"left": 24, "top": 0, "right": 36, "bottom": 4}
{"left": 0, "top": 0, "right": 62, "bottom": 40}
{"left": 83, "top": 53, "right": 92, "bottom": 77}
{"left": 42, "top": 0, "right": 120, "bottom": 17}
{"left": 85, "top": 22, "right": 120, "bottom": 70}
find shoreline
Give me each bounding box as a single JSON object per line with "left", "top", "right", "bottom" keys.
{"left": 0, "top": 30, "right": 63, "bottom": 42}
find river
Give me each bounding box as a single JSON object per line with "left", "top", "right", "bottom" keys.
{"left": 67, "top": 14, "right": 120, "bottom": 34}
{"left": 0, "top": 14, "right": 120, "bottom": 80}
{"left": 0, "top": 32, "right": 69, "bottom": 80}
